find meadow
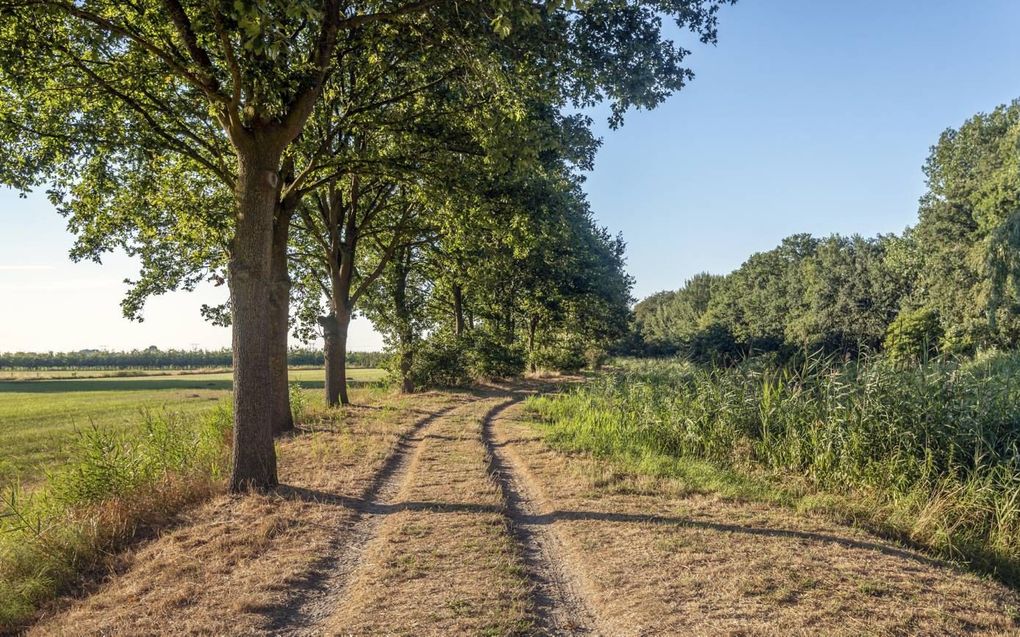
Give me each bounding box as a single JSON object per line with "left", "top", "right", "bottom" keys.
{"left": 0, "top": 367, "right": 385, "bottom": 489}
{"left": 528, "top": 352, "right": 1020, "bottom": 585}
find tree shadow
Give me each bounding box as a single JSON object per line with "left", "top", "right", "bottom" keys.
{"left": 274, "top": 485, "right": 950, "bottom": 571}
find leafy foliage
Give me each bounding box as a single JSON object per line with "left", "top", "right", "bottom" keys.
{"left": 633, "top": 98, "right": 1020, "bottom": 363}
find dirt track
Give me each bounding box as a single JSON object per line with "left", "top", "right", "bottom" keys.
{"left": 27, "top": 382, "right": 1020, "bottom": 636}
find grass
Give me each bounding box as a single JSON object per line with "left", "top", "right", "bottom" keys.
{"left": 526, "top": 352, "right": 1020, "bottom": 586}
{"left": 0, "top": 368, "right": 386, "bottom": 633}
{"left": 0, "top": 367, "right": 385, "bottom": 489}
{"left": 0, "top": 406, "right": 233, "bottom": 630}
{"left": 1, "top": 367, "right": 232, "bottom": 380}
{"left": 19, "top": 387, "right": 461, "bottom": 635}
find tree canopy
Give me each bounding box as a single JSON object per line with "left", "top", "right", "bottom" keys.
{"left": 632, "top": 98, "right": 1020, "bottom": 364}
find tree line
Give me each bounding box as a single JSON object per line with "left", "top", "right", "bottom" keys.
{"left": 633, "top": 99, "right": 1020, "bottom": 364}
{"left": 0, "top": 348, "right": 385, "bottom": 370}
{"left": 0, "top": 0, "right": 735, "bottom": 490}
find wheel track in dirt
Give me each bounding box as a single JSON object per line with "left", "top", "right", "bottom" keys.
{"left": 481, "top": 395, "right": 606, "bottom": 636}
{"left": 263, "top": 398, "right": 475, "bottom": 635}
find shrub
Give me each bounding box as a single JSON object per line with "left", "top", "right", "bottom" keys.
{"left": 883, "top": 307, "right": 942, "bottom": 365}
{"left": 466, "top": 329, "right": 525, "bottom": 379}
{"left": 405, "top": 333, "right": 471, "bottom": 389}
{"left": 289, "top": 382, "right": 308, "bottom": 422}
{"left": 531, "top": 336, "right": 587, "bottom": 373}
{"left": 685, "top": 322, "right": 743, "bottom": 365}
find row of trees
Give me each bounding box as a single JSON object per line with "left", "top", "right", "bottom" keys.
{"left": 0, "top": 348, "right": 385, "bottom": 370}
{"left": 1, "top": 1, "right": 734, "bottom": 490}
{"left": 634, "top": 99, "right": 1020, "bottom": 363}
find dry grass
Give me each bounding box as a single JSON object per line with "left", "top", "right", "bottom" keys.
{"left": 497, "top": 401, "right": 1020, "bottom": 636}
{"left": 324, "top": 395, "right": 532, "bottom": 636}
{"left": 22, "top": 381, "right": 1020, "bottom": 636}
{"left": 27, "top": 388, "right": 458, "bottom": 636}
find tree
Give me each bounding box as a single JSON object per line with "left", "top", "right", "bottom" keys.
{"left": 1, "top": 0, "right": 736, "bottom": 489}
{"left": 909, "top": 99, "right": 1020, "bottom": 352}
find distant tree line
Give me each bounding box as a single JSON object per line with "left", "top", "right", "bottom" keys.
{"left": 0, "top": 348, "right": 386, "bottom": 370}
{"left": 633, "top": 99, "right": 1020, "bottom": 364}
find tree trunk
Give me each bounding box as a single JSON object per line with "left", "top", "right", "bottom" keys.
{"left": 320, "top": 310, "right": 351, "bottom": 406}
{"left": 395, "top": 249, "right": 414, "bottom": 393}
{"left": 228, "top": 151, "right": 280, "bottom": 492}
{"left": 528, "top": 314, "right": 540, "bottom": 373}
{"left": 452, "top": 283, "right": 465, "bottom": 337}
{"left": 269, "top": 204, "right": 294, "bottom": 435}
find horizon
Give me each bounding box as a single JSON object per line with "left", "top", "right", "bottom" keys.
{"left": 2, "top": 0, "right": 1019, "bottom": 352}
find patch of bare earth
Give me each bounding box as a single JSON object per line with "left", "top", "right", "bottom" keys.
{"left": 322, "top": 394, "right": 533, "bottom": 636}
{"left": 28, "top": 388, "right": 472, "bottom": 637}
{"left": 483, "top": 395, "right": 604, "bottom": 636}
{"left": 495, "top": 396, "right": 1020, "bottom": 636}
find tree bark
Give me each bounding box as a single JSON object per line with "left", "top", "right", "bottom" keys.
{"left": 227, "top": 150, "right": 280, "bottom": 492}
{"left": 320, "top": 310, "right": 351, "bottom": 406}
{"left": 528, "top": 314, "right": 540, "bottom": 373}
{"left": 268, "top": 203, "right": 294, "bottom": 435}
{"left": 395, "top": 248, "right": 414, "bottom": 393}
{"left": 452, "top": 283, "right": 465, "bottom": 337}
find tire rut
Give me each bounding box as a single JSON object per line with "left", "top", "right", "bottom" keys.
{"left": 264, "top": 399, "right": 472, "bottom": 635}
{"left": 481, "top": 398, "right": 605, "bottom": 636}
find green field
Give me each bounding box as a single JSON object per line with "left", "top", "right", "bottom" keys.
{"left": 0, "top": 368, "right": 386, "bottom": 489}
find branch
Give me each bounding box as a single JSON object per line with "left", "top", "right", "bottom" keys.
{"left": 56, "top": 48, "right": 232, "bottom": 185}
{"left": 22, "top": 0, "right": 227, "bottom": 102}
{"left": 338, "top": 0, "right": 440, "bottom": 30}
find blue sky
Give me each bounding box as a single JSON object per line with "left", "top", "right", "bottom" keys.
{"left": 2, "top": 0, "right": 1019, "bottom": 351}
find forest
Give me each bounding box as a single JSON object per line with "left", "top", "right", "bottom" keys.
{"left": 0, "top": 348, "right": 385, "bottom": 370}
{"left": 632, "top": 99, "right": 1020, "bottom": 364}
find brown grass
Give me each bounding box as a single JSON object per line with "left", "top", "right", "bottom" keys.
{"left": 27, "top": 388, "right": 459, "bottom": 636}
{"left": 22, "top": 381, "right": 1020, "bottom": 636}
{"left": 495, "top": 400, "right": 1020, "bottom": 636}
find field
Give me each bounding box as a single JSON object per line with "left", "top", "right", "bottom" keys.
{"left": 6, "top": 379, "right": 1019, "bottom": 635}
{"left": 0, "top": 368, "right": 385, "bottom": 489}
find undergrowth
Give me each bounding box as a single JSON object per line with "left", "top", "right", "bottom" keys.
{"left": 527, "top": 351, "right": 1020, "bottom": 585}
{"left": 0, "top": 405, "right": 232, "bottom": 631}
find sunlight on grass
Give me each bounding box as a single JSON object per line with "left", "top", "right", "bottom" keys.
{"left": 0, "top": 368, "right": 385, "bottom": 488}
{"left": 526, "top": 354, "right": 1020, "bottom": 586}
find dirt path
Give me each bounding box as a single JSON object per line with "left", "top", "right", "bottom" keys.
{"left": 25, "top": 381, "right": 1020, "bottom": 636}
{"left": 262, "top": 400, "right": 469, "bottom": 635}
{"left": 482, "top": 397, "right": 605, "bottom": 636}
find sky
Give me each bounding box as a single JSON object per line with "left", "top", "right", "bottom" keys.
{"left": 2, "top": 0, "right": 1020, "bottom": 353}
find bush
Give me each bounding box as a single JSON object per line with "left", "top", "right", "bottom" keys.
{"left": 884, "top": 307, "right": 942, "bottom": 365}
{"left": 466, "top": 330, "right": 525, "bottom": 379}
{"left": 0, "top": 406, "right": 231, "bottom": 631}
{"left": 685, "top": 323, "right": 743, "bottom": 365}
{"left": 405, "top": 333, "right": 471, "bottom": 389}
{"left": 531, "top": 336, "right": 587, "bottom": 373}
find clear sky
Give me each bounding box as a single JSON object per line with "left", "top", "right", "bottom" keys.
{"left": 2, "top": 0, "right": 1019, "bottom": 352}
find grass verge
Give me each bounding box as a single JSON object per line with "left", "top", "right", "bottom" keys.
{"left": 525, "top": 353, "right": 1020, "bottom": 588}
{"left": 0, "top": 406, "right": 232, "bottom": 631}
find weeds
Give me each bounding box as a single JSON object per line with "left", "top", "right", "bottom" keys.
{"left": 528, "top": 352, "right": 1020, "bottom": 584}
{"left": 0, "top": 405, "right": 231, "bottom": 631}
